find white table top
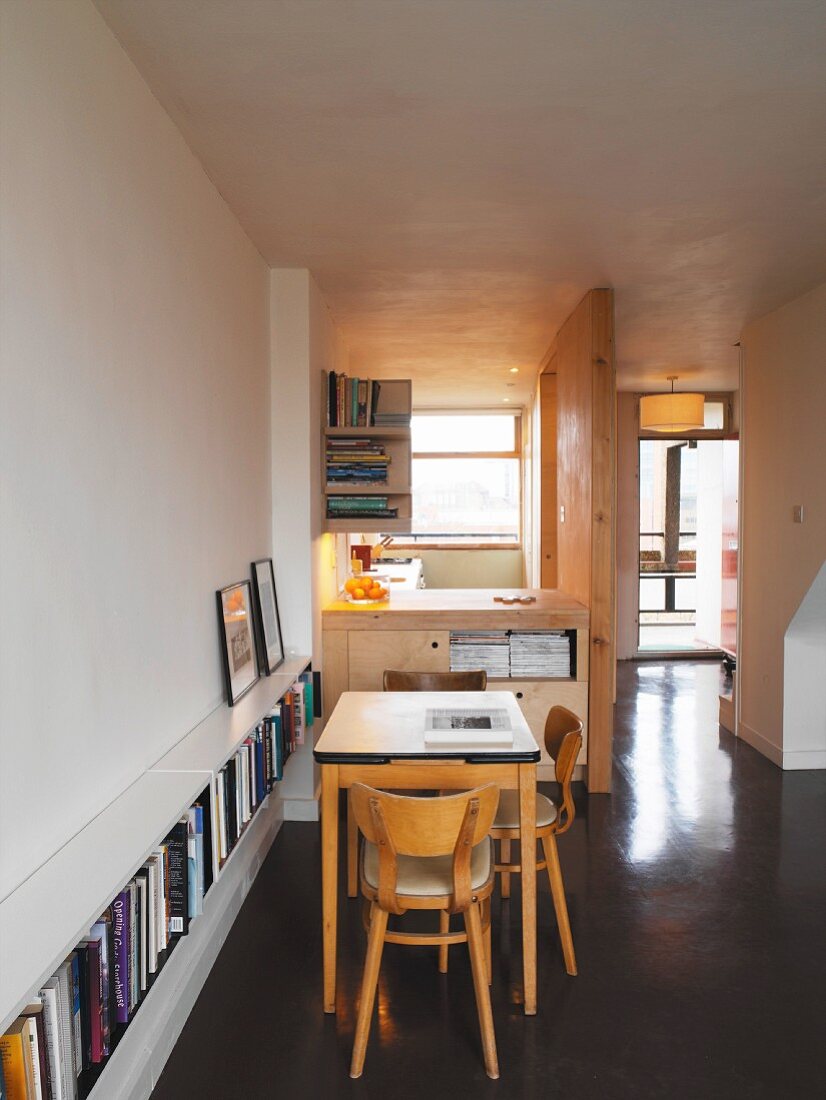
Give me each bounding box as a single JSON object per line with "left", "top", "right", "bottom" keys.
{"left": 313, "top": 691, "right": 540, "bottom": 763}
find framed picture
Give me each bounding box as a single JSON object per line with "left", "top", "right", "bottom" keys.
{"left": 250, "top": 558, "right": 285, "bottom": 675}
{"left": 217, "top": 581, "right": 260, "bottom": 705}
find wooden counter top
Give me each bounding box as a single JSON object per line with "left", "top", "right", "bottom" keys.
{"left": 322, "top": 588, "right": 589, "bottom": 630}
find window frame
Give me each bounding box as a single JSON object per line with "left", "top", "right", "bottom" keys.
{"left": 390, "top": 410, "right": 523, "bottom": 551}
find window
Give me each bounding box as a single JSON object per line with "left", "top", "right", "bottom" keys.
{"left": 395, "top": 413, "right": 521, "bottom": 546}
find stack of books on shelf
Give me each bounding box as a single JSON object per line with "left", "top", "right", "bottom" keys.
{"left": 326, "top": 495, "right": 398, "bottom": 521}
{"left": 214, "top": 673, "right": 314, "bottom": 866}
{"left": 326, "top": 439, "right": 390, "bottom": 486}
{"left": 509, "top": 631, "right": 572, "bottom": 677}
{"left": 0, "top": 808, "right": 209, "bottom": 1100}
{"left": 449, "top": 632, "right": 510, "bottom": 678}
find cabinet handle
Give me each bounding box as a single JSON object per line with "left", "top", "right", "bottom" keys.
{"left": 432, "top": 641, "right": 439, "bottom": 649}
{"left": 516, "top": 691, "right": 524, "bottom": 700}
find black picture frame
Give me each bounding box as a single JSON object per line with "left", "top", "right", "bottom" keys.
{"left": 250, "top": 558, "right": 285, "bottom": 675}
{"left": 216, "top": 580, "right": 260, "bottom": 706}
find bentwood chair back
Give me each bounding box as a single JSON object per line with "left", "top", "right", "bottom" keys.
{"left": 490, "top": 705, "right": 583, "bottom": 975}
{"left": 382, "top": 669, "right": 488, "bottom": 692}
{"left": 348, "top": 783, "right": 501, "bottom": 1080}
{"left": 346, "top": 667, "right": 488, "bottom": 896}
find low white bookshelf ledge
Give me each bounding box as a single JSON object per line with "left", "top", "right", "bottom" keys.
{"left": 0, "top": 769, "right": 211, "bottom": 1036}
{"left": 151, "top": 655, "right": 312, "bottom": 777}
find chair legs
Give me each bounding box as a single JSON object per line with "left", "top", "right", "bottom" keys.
{"left": 350, "top": 904, "right": 389, "bottom": 1079}
{"left": 481, "top": 897, "right": 492, "bottom": 984}
{"left": 464, "top": 901, "right": 499, "bottom": 1079}
{"left": 347, "top": 791, "right": 359, "bottom": 898}
{"left": 438, "top": 910, "right": 449, "bottom": 973}
{"left": 541, "top": 833, "right": 577, "bottom": 976}
{"left": 499, "top": 838, "right": 511, "bottom": 899}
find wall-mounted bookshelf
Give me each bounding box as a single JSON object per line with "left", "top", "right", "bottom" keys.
{"left": 323, "top": 376, "right": 412, "bottom": 533}
{"left": 0, "top": 656, "right": 313, "bottom": 1099}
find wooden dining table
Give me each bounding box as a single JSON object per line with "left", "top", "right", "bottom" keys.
{"left": 313, "top": 690, "right": 541, "bottom": 1015}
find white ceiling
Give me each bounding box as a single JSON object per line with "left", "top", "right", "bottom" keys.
{"left": 94, "top": 0, "right": 826, "bottom": 405}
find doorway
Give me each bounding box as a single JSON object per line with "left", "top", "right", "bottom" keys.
{"left": 638, "top": 438, "right": 733, "bottom": 654}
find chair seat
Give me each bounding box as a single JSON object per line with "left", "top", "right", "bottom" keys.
{"left": 491, "top": 790, "right": 557, "bottom": 830}
{"left": 362, "top": 838, "right": 492, "bottom": 897}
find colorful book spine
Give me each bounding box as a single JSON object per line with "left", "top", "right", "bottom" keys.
{"left": 38, "top": 982, "right": 65, "bottom": 1100}
{"left": 0, "top": 1020, "right": 31, "bottom": 1100}
{"left": 68, "top": 954, "right": 81, "bottom": 1076}
{"left": 0, "top": 1025, "right": 28, "bottom": 1100}
{"left": 166, "top": 819, "right": 189, "bottom": 936}
{"left": 113, "top": 892, "right": 130, "bottom": 1024}
{"left": 88, "top": 918, "right": 112, "bottom": 1056}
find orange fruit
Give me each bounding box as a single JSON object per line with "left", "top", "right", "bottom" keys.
{"left": 368, "top": 586, "right": 382, "bottom": 600}
{"left": 353, "top": 587, "right": 366, "bottom": 600}
{"left": 344, "top": 578, "right": 359, "bottom": 594}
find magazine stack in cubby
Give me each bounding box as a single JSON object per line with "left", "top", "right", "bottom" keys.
{"left": 509, "top": 631, "right": 572, "bottom": 677}
{"left": 449, "top": 632, "right": 511, "bottom": 678}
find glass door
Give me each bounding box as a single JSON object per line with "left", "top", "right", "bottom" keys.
{"left": 638, "top": 438, "right": 720, "bottom": 653}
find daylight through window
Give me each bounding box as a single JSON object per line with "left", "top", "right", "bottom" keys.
{"left": 398, "top": 413, "right": 521, "bottom": 546}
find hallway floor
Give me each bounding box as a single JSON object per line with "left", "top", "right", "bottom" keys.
{"left": 154, "top": 662, "right": 826, "bottom": 1099}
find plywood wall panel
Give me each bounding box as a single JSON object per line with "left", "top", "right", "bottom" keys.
{"left": 587, "top": 289, "right": 617, "bottom": 792}
{"left": 540, "top": 373, "right": 558, "bottom": 588}
{"left": 556, "top": 297, "right": 593, "bottom": 606}
{"left": 553, "top": 290, "right": 616, "bottom": 793}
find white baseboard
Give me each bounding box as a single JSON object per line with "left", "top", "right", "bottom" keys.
{"left": 90, "top": 793, "right": 284, "bottom": 1100}
{"left": 781, "top": 749, "right": 826, "bottom": 770}
{"left": 283, "top": 796, "right": 320, "bottom": 822}
{"left": 738, "top": 721, "right": 783, "bottom": 767}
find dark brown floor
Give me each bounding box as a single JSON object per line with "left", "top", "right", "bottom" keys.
{"left": 153, "top": 662, "right": 826, "bottom": 1099}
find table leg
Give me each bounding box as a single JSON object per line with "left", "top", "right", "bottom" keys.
{"left": 321, "top": 763, "right": 339, "bottom": 1013}
{"left": 519, "top": 762, "right": 537, "bottom": 1015}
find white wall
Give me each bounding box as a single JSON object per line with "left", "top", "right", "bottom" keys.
{"left": 270, "top": 270, "right": 347, "bottom": 816}
{"left": 783, "top": 563, "right": 826, "bottom": 767}
{"left": 414, "top": 549, "right": 523, "bottom": 588}
{"left": 739, "top": 283, "right": 826, "bottom": 766}
{"left": 0, "top": 0, "right": 271, "bottom": 899}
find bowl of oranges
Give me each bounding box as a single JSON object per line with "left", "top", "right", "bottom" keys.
{"left": 343, "top": 575, "right": 390, "bottom": 604}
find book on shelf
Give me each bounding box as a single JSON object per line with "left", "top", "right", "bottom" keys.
{"left": 53, "top": 960, "right": 77, "bottom": 1100}
{"left": 325, "top": 372, "right": 409, "bottom": 429}
{"left": 19, "top": 1004, "right": 49, "bottom": 1100}
{"left": 326, "top": 494, "right": 399, "bottom": 520}
{"left": 166, "top": 819, "right": 189, "bottom": 937}
{"left": 36, "top": 983, "right": 63, "bottom": 1100}
{"left": 0, "top": 1017, "right": 34, "bottom": 1100}
{"left": 112, "top": 892, "right": 130, "bottom": 1026}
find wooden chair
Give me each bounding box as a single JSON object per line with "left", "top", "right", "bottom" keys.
{"left": 345, "top": 668, "right": 488, "bottom": 896}
{"left": 382, "top": 668, "right": 488, "bottom": 691}
{"left": 491, "top": 705, "right": 583, "bottom": 975}
{"left": 349, "top": 783, "right": 501, "bottom": 1080}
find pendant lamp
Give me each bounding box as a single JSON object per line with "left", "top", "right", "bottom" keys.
{"left": 639, "top": 376, "right": 704, "bottom": 432}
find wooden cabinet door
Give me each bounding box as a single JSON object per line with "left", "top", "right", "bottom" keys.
{"left": 502, "top": 680, "right": 589, "bottom": 769}
{"left": 348, "top": 631, "right": 450, "bottom": 691}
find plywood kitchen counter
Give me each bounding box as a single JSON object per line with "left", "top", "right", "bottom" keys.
{"left": 322, "top": 588, "right": 590, "bottom": 779}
